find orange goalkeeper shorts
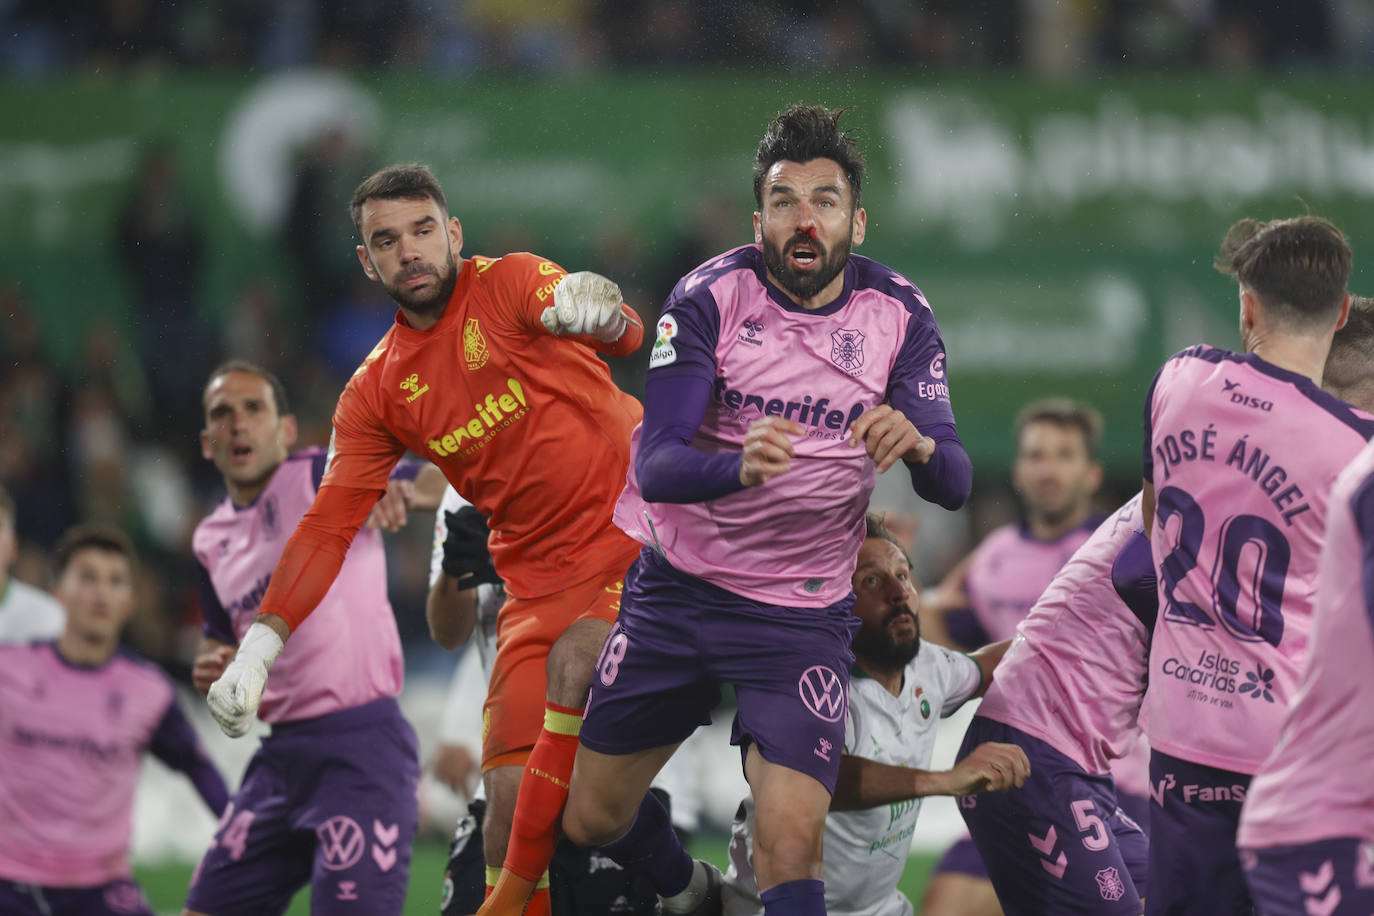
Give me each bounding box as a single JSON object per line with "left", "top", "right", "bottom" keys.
{"left": 481, "top": 565, "right": 629, "bottom": 771}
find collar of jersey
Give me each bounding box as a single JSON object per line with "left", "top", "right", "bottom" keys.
{"left": 48, "top": 640, "right": 120, "bottom": 671}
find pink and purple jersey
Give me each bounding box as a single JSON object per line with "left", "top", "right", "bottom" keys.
{"left": 1238, "top": 439, "right": 1374, "bottom": 849}
{"left": 964, "top": 519, "right": 1096, "bottom": 643}
{"left": 193, "top": 448, "right": 404, "bottom": 723}
{"left": 1143, "top": 346, "right": 1374, "bottom": 773}
{"left": 614, "top": 245, "right": 966, "bottom": 607}
{"left": 0, "top": 643, "right": 227, "bottom": 887}
{"left": 978, "top": 495, "right": 1149, "bottom": 778}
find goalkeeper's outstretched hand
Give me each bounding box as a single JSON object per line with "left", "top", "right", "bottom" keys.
{"left": 540, "top": 271, "right": 628, "bottom": 342}
{"left": 207, "top": 622, "right": 284, "bottom": 737}
{"left": 442, "top": 505, "right": 501, "bottom": 588}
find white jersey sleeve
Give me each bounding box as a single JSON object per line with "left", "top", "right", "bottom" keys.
{"left": 929, "top": 645, "right": 984, "bottom": 716}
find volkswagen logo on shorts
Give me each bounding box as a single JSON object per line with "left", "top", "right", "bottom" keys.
{"left": 317, "top": 815, "right": 366, "bottom": 871}
{"left": 798, "top": 665, "right": 846, "bottom": 722}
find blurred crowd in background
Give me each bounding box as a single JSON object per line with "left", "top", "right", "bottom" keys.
{"left": 4, "top": 0, "right": 1373, "bottom": 76}
{"left": 0, "top": 0, "right": 1340, "bottom": 683}
{"left": 0, "top": 131, "right": 763, "bottom": 678}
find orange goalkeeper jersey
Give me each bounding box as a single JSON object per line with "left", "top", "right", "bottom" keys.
{"left": 321, "top": 252, "right": 643, "bottom": 600}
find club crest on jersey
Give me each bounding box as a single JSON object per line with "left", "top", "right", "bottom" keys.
{"left": 1095, "top": 867, "right": 1126, "bottom": 902}
{"left": 830, "top": 329, "right": 865, "bottom": 376}
{"left": 650, "top": 313, "right": 679, "bottom": 368}
{"left": 464, "top": 318, "right": 490, "bottom": 370}
{"left": 914, "top": 685, "right": 931, "bottom": 719}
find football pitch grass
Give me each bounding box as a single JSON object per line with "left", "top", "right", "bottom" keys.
{"left": 135, "top": 834, "right": 942, "bottom": 914}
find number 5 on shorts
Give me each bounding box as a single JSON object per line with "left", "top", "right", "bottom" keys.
{"left": 1071, "top": 799, "right": 1110, "bottom": 851}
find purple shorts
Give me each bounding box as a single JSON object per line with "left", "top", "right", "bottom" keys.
{"left": 958, "top": 717, "right": 1147, "bottom": 916}
{"left": 0, "top": 878, "right": 152, "bottom": 915}
{"left": 1242, "top": 837, "right": 1374, "bottom": 916}
{"left": 184, "top": 698, "right": 420, "bottom": 916}
{"left": 1145, "top": 749, "right": 1252, "bottom": 916}
{"left": 579, "top": 548, "right": 858, "bottom": 792}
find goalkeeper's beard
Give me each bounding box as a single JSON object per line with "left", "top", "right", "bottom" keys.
{"left": 384, "top": 250, "right": 459, "bottom": 316}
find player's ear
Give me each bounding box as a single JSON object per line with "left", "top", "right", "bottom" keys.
{"left": 1335, "top": 291, "right": 1352, "bottom": 331}
{"left": 448, "top": 216, "right": 463, "bottom": 258}
{"left": 852, "top": 207, "right": 867, "bottom": 247}
{"left": 357, "top": 245, "right": 379, "bottom": 281}
{"left": 753, "top": 211, "right": 763, "bottom": 244}
{"left": 1238, "top": 286, "right": 1258, "bottom": 332}
{"left": 280, "top": 414, "right": 299, "bottom": 450}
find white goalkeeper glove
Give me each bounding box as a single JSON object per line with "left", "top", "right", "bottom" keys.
{"left": 207, "top": 622, "right": 284, "bottom": 738}
{"left": 540, "top": 271, "right": 627, "bottom": 342}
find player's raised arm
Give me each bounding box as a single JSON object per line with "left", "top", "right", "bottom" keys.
{"left": 206, "top": 482, "right": 384, "bottom": 736}
{"left": 539, "top": 269, "right": 645, "bottom": 355}
{"left": 206, "top": 387, "right": 403, "bottom": 737}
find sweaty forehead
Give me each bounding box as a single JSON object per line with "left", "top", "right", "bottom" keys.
{"left": 762, "top": 158, "right": 851, "bottom": 195}
{"left": 857, "top": 536, "right": 908, "bottom": 571}
{"left": 360, "top": 195, "right": 443, "bottom": 234}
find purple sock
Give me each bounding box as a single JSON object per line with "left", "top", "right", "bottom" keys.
{"left": 761, "top": 879, "right": 826, "bottom": 916}
{"left": 598, "top": 791, "right": 694, "bottom": 897}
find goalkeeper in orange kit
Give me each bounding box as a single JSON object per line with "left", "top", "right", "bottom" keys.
{"left": 206, "top": 163, "right": 644, "bottom": 916}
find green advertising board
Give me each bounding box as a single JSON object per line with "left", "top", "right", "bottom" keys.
{"left": 2, "top": 72, "right": 1372, "bottom": 474}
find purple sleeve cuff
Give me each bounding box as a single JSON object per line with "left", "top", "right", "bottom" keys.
{"left": 149, "top": 699, "right": 230, "bottom": 816}
{"left": 1111, "top": 530, "right": 1159, "bottom": 632}
{"left": 635, "top": 374, "right": 745, "bottom": 504}
{"left": 195, "top": 563, "right": 236, "bottom": 644}
{"left": 389, "top": 459, "right": 423, "bottom": 482}
{"left": 902, "top": 424, "right": 972, "bottom": 510}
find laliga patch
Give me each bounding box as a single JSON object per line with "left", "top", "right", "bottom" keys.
{"left": 650, "top": 313, "right": 679, "bottom": 368}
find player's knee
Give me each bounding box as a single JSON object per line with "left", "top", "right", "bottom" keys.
{"left": 560, "top": 797, "right": 628, "bottom": 848}
{"left": 753, "top": 828, "right": 823, "bottom": 883}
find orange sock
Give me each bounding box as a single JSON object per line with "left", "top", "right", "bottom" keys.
{"left": 478, "top": 704, "right": 582, "bottom": 916}
{"left": 505, "top": 702, "right": 582, "bottom": 879}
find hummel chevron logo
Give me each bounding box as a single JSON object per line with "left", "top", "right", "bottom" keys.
{"left": 1041, "top": 851, "right": 1068, "bottom": 879}
{"left": 373, "top": 820, "right": 399, "bottom": 847}
{"left": 372, "top": 845, "right": 397, "bottom": 872}
{"left": 1303, "top": 886, "right": 1341, "bottom": 916}
{"left": 1299, "top": 860, "right": 1334, "bottom": 895}
{"left": 1028, "top": 826, "right": 1058, "bottom": 856}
